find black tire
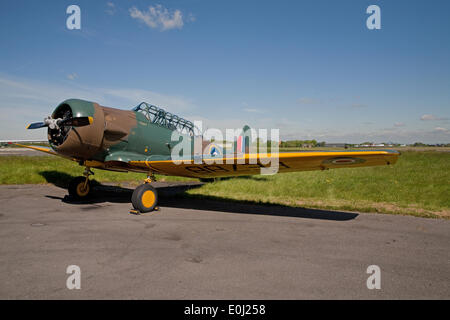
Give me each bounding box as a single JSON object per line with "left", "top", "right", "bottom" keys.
{"left": 68, "top": 176, "right": 91, "bottom": 199}
{"left": 131, "top": 184, "right": 158, "bottom": 213}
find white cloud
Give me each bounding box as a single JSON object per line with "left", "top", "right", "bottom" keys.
{"left": 394, "top": 122, "right": 405, "bottom": 127}
{"left": 187, "top": 13, "right": 196, "bottom": 22}
{"left": 106, "top": 2, "right": 116, "bottom": 16}
{"left": 243, "top": 108, "right": 264, "bottom": 113}
{"left": 434, "top": 127, "right": 449, "bottom": 133}
{"left": 421, "top": 114, "right": 436, "bottom": 121}
{"left": 420, "top": 114, "right": 449, "bottom": 121}
{"left": 297, "top": 97, "right": 319, "bottom": 105}
{"left": 129, "top": 5, "right": 187, "bottom": 31}
{"left": 66, "top": 73, "right": 78, "bottom": 80}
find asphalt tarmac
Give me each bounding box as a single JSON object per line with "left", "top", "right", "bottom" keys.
{"left": 0, "top": 183, "right": 449, "bottom": 299}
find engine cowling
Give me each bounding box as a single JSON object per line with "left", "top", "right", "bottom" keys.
{"left": 48, "top": 99, "right": 106, "bottom": 159}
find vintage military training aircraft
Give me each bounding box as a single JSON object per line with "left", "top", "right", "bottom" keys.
{"left": 14, "top": 99, "right": 400, "bottom": 213}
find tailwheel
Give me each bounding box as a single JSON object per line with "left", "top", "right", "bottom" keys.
{"left": 68, "top": 176, "right": 91, "bottom": 199}
{"left": 131, "top": 183, "right": 159, "bottom": 213}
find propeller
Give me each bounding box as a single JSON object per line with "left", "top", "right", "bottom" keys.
{"left": 26, "top": 116, "right": 93, "bottom": 130}
{"left": 26, "top": 122, "right": 47, "bottom": 129}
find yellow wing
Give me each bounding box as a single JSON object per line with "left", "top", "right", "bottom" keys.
{"left": 13, "top": 143, "right": 58, "bottom": 155}
{"left": 129, "top": 150, "right": 400, "bottom": 178}
{"left": 12, "top": 143, "right": 78, "bottom": 161}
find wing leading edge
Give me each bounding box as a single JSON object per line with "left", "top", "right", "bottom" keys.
{"left": 11, "top": 143, "right": 400, "bottom": 178}
{"left": 12, "top": 143, "right": 59, "bottom": 156}
{"left": 128, "top": 149, "right": 400, "bottom": 178}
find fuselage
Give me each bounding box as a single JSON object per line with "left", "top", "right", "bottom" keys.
{"left": 49, "top": 99, "right": 191, "bottom": 167}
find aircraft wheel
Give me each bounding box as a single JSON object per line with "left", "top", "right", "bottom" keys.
{"left": 68, "top": 176, "right": 91, "bottom": 199}
{"left": 132, "top": 184, "right": 158, "bottom": 213}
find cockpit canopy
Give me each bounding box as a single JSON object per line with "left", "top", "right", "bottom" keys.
{"left": 133, "top": 102, "right": 196, "bottom": 135}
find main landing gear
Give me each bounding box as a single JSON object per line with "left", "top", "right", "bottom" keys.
{"left": 68, "top": 167, "right": 94, "bottom": 200}
{"left": 130, "top": 173, "right": 159, "bottom": 214}
{"left": 68, "top": 168, "right": 159, "bottom": 214}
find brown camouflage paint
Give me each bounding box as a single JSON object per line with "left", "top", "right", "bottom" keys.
{"left": 50, "top": 102, "right": 137, "bottom": 160}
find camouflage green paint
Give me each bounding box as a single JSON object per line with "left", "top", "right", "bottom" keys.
{"left": 54, "top": 99, "right": 95, "bottom": 118}
{"left": 47, "top": 99, "right": 193, "bottom": 171}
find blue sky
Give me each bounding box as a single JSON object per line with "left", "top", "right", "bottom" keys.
{"left": 0, "top": 0, "right": 449, "bottom": 143}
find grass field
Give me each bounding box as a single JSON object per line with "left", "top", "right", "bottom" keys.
{"left": 188, "top": 151, "right": 450, "bottom": 219}
{"left": 0, "top": 150, "right": 449, "bottom": 218}
{"left": 0, "top": 155, "right": 192, "bottom": 185}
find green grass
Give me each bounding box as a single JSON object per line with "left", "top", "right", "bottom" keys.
{"left": 0, "top": 156, "right": 193, "bottom": 185}
{"left": 186, "top": 151, "right": 450, "bottom": 218}
{"left": 0, "top": 151, "right": 449, "bottom": 218}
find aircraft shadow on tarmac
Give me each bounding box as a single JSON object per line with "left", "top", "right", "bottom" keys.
{"left": 40, "top": 170, "right": 358, "bottom": 221}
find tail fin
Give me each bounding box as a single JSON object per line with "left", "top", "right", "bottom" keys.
{"left": 235, "top": 125, "right": 251, "bottom": 154}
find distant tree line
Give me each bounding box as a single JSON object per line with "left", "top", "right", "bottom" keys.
{"left": 279, "top": 140, "right": 326, "bottom": 148}
{"left": 412, "top": 142, "right": 450, "bottom": 147}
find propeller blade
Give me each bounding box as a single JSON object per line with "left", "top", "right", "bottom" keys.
{"left": 26, "top": 122, "right": 47, "bottom": 129}
{"left": 59, "top": 116, "right": 93, "bottom": 127}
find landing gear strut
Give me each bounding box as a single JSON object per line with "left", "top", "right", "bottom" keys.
{"left": 130, "top": 173, "right": 159, "bottom": 214}
{"left": 68, "top": 167, "right": 94, "bottom": 200}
